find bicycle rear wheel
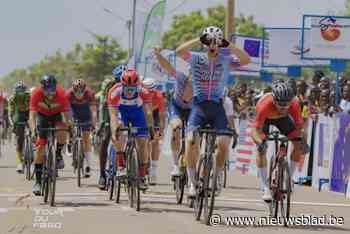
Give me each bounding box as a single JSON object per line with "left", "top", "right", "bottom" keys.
{"left": 223, "top": 161, "right": 228, "bottom": 188}
{"left": 175, "top": 168, "right": 187, "bottom": 204}
{"left": 42, "top": 166, "right": 49, "bottom": 203}
{"left": 115, "top": 175, "right": 121, "bottom": 203}
{"left": 194, "top": 157, "right": 204, "bottom": 221}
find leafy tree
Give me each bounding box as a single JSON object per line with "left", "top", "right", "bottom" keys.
{"left": 162, "top": 5, "right": 264, "bottom": 49}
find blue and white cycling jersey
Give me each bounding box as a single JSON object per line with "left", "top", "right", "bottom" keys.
{"left": 183, "top": 48, "right": 240, "bottom": 104}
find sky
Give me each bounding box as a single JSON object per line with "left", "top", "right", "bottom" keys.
{"left": 0, "top": 0, "right": 346, "bottom": 77}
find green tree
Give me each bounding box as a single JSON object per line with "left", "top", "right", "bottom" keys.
{"left": 162, "top": 5, "right": 264, "bottom": 49}
{"left": 74, "top": 35, "right": 127, "bottom": 89}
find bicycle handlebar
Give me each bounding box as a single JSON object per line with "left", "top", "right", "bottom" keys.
{"left": 266, "top": 131, "right": 304, "bottom": 143}
{"left": 197, "top": 127, "right": 238, "bottom": 137}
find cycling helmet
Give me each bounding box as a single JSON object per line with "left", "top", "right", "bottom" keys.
{"left": 121, "top": 69, "right": 139, "bottom": 87}
{"left": 14, "top": 81, "right": 27, "bottom": 93}
{"left": 72, "top": 79, "right": 86, "bottom": 94}
{"left": 202, "top": 26, "right": 224, "bottom": 43}
{"left": 40, "top": 75, "right": 57, "bottom": 91}
{"left": 112, "top": 64, "right": 128, "bottom": 82}
{"left": 142, "top": 77, "right": 156, "bottom": 90}
{"left": 272, "top": 81, "right": 295, "bottom": 102}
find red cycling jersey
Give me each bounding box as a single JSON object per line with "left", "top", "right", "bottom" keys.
{"left": 66, "top": 87, "right": 97, "bottom": 106}
{"left": 253, "top": 93, "right": 304, "bottom": 129}
{"left": 30, "top": 86, "right": 69, "bottom": 116}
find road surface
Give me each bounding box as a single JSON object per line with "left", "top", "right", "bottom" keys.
{"left": 0, "top": 134, "right": 350, "bottom": 234}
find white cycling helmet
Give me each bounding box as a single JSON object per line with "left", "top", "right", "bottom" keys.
{"left": 203, "top": 26, "right": 224, "bottom": 43}
{"left": 142, "top": 77, "right": 157, "bottom": 90}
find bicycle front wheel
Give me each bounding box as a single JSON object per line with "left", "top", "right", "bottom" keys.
{"left": 203, "top": 157, "right": 215, "bottom": 225}
{"left": 280, "top": 160, "right": 291, "bottom": 226}
{"left": 77, "top": 141, "right": 83, "bottom": 187}
{"left": 48, "top": 147, "right": 57, "bottom": 207}
{"left": 127, "top": 146, "right": 140, "bottom": 211}
{"left": 194, "top": 157, "right": 204, "bottom": 221}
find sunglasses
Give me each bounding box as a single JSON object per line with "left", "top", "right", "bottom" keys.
{"left": 275, "top": 100, "right": 291, "bottom": 108}
{"left": 43, "top": 89, "right": 56, "bottom": 97}
{"left": 123, "top": 86, "right": 138, "bottom": 94}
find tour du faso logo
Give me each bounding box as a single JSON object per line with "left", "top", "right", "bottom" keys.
{"left": 319, "top": 17, "right": 341, "bottom": 42}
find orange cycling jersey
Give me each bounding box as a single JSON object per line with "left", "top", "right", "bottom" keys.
{"left": 253, "top": 93, "right": 304, "bottom": 129}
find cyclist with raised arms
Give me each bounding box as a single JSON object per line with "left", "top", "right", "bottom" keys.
{"left": 8, "top": 81, "right": 31, "bottom": 173}
{"left": 30, "top": 75, "right": 71, "bottom": 195}
{"left": 66, "top": 79, "right": 97, "bottom": 178}
{"left": 176, "top": 26, "right": 250, "bottom": 196}
{"left": 154, "top": 47, "right": 193, "bottom": 177}
{"left": 251, "top": 81, "right": 307, "bottom": 202}
{"left": 142, "top": 77, "right": 166, "bottom": 185}
{"left": 108, "top": 69, "right": 153, "bottom": 189}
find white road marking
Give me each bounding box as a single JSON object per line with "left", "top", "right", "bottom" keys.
{"left": 1, "top": 192, "right": 350, "bottom": 207}
{"left": 0, "top": 208, "right": 8, "bottom": 213}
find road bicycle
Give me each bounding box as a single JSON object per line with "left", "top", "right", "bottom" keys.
{"left": 193, "top": 127, "right": 236, "bottom": 225}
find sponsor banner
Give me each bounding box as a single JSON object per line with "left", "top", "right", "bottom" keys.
{"left": 312, "top": 114, "right": 335, "bottom": 190}
{"left": 306, "top": 16, "right": 350, "bottom": 60}
{"left": 330, "top": 113, "right": 350, "bottom": 193}
{"left": 264, "top": 28, "right": 329, "bottom": 67}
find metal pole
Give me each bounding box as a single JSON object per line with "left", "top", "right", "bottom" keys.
{"left": 127, "top": 20, "right": 132, "bottom": 60}
{"left": 132, "top": 0, "right": 137, "bottom": 67}
{"left": 336, "top": 71, "right": 340, "bottom": 105}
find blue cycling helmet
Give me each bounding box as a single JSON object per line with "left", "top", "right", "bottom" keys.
{"left": 112, "top": 64, "right": 128, "bottom": 82}
{"left": 40, "top": 75, "right": 57, "bottom": 92}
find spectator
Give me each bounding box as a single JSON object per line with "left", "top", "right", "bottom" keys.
{"left": 319, "top": 89, "right": 332, "bottom": 116}
{"left": 319, "top": 76, "right": 330, "bottom": 90}
{"left": 340, "top": 85, "right": 350, "bottom": 114}
{"left": 311, "top": 70, "right": 324, "bottom": 88}
{"left": 308, "top": 86, "right": 321, "bottom": 115}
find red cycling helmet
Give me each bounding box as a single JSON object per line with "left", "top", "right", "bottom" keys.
{"left": 121, "top": 69, "right": 139, "bottom": 87}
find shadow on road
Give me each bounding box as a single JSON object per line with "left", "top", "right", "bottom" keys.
{"left": 225, "top": 185, "right": 260, "bottom": 191}
{"left": 54, "top": 201, "right": 112, "bottom": 208}
{"left": 0, "top": 165, "right": 16, "bottom": 169}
